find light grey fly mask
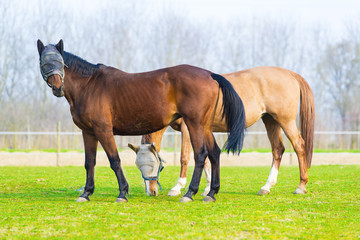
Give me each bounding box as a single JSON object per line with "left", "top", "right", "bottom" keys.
{"left": 134, "top": 144, "right": 166, "bottom": 190}
{"left": 39, "top": 46, "right": 65, "bottom": 87}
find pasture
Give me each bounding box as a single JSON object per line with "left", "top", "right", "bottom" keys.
{"left": 0, "top": 165, "right": 359, "bottom": 239}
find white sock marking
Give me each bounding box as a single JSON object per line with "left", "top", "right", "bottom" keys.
{"left": 261, "top": 166, "right": 279, "bottom": 192}
{"left": 170, "top": 177, "right": 187, "bottom": 193}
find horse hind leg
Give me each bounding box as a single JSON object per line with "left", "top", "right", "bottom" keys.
{"left": 203, "top": 131, "right": 221, "bottom": 202}
{"left": 167, "top": 120, "right": 212, "bottom": 197}
{"left": 258, "top": 114, "right": 285, "bottom": 195}
{"left": 281, "top": 120, "right": 308, "bottom": 194}
{"left": 180, "top": 120, "right": 209, "bottom": 203}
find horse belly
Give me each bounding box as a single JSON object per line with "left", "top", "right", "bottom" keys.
{"left": 112, "top": 122, "right": 162, "bottom": 135}
{"left": 112, "top": 114, "right": 172, "bottom": 135}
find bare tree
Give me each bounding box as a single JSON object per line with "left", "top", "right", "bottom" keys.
{"left": 317, "top": 40, "right": 360, "bottom": 131}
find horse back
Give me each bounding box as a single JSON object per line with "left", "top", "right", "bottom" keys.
{"left": 212, "top": 67, "right": 302, "bottom": 129}
{"left": 77, "top": 65, "right": 219, "bottom": 135}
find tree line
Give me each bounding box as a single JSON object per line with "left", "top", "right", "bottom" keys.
{"left": 1, "top": 0, "right": 359, "bottom": 138}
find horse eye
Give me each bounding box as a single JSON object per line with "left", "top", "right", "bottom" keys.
{"left": 42, "top": 63, "right": 55, "bottom": 72}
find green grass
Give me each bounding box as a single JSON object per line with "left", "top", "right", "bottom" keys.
{"left": 0, "top": 165, "right": 360, "bottom": 239}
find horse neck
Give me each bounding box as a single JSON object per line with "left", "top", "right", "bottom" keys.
{"left": 141, "top": 128, "right": 166, "bottom": 152}
{"left": 63, "top": 69, "right": 89, "bottom": 106}
{"left": 141, "top": 134, "right": 154, "bottom": 144}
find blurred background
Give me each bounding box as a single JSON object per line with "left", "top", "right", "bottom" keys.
{"left": 0, "top": 0, "right": 360, "bottom": 152}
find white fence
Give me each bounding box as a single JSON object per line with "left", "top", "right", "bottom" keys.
{"left": 0, "top": 131, "right": 360, "bottom": 151}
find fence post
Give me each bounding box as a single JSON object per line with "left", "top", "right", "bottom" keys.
{"left": 56, "top": 121, "right": 61, "bottom": 166}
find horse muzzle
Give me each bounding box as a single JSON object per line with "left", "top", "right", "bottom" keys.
{"left": 145, "top": 179, "right": 159, "bottom": 196}
{"left": 52, "top": 84, "right": 64, "bottom": 97}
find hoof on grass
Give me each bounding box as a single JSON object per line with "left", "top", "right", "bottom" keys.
{"left": 116, "top": 198, "right": 128, "bottom": 203}
{"left": 180, "top": 196, "right": 193, "bottom": 203}
{"left": 168, "top": 190, "right": 181, "bottom": 197}
{"left": 203, "top": 196, "right": 216, "bottom": 202}
{"left": 294, "top": 187, "right": 307, "bottom": 194}
{"left": 76, "top": 197, "right": 89, "bottom": 202}
{"left": 257, "top": 188, "right": 270, "bottom": 196}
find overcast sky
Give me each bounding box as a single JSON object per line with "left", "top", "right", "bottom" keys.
{"left": 173, "top": 0, "right": 359, "bottom": 34}
{"left": 5, "top": 0, "right": 359, "bottom": 40}
{"left": 55, "top": 0, "right": 360, "bottom": 22}
{"left": 52, "top": 0, "right": 360, "bottom": 38}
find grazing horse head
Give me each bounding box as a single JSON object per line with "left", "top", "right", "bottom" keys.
{"left": 128, "top": 143, "right": 165, "bottom": 196}
{"left": 37, "top": 39, "right": 65, "bottom": 97}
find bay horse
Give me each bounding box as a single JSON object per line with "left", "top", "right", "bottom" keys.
{"left": 131, "top": 66, "right": 315, "bottom": 196}
{"left": 36, "top": 39, "right": 246, "bottom": 202}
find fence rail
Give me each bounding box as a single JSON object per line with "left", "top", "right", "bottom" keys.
{"left": 1, "top": 131, "right": 360, "bottom": 151}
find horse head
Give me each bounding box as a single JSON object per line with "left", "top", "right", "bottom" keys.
{"left": 128, "top": 143, "right": 165, "bottom": 196}
{"left": 37, "top": 39, "right": 65, "bottom": 97}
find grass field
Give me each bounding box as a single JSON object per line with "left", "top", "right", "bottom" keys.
{"left": 0, "top": 165, "right": 359, "bottom": 239}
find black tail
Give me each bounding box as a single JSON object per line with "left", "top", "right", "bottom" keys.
{"left": 211, "top": 73, "right": 246, "bottom": 154}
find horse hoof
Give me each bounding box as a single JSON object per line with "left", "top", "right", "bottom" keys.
{"left": 203, "top": 196, "right": 216, "bottom": 202}
{"left": 294, "top": 187, "right": 307, "bottom": 194}
{"left": 76, "top": 197, "right": 89, "bottom": 202}
{"left": 257, "top": 188, "right": 270, "bottom": 196}
{"left": 168, "top": 190, "right": 181, "bottom": 197}
{"left": 116, "top": 197, "right": 128, "bottom": 203}
{"left": 180, "top": 196, "right": 193, "bottom": 203}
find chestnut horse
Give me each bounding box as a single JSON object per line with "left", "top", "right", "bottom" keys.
{"left": 133, "top": 66, "right": 315, "bottom": 196}
{"left": 37, "top": 39, "right": 246, "bottom": 202}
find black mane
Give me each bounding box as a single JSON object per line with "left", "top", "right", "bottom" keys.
{"left": 63, "top": 51, "right": 101, "bottom": 77}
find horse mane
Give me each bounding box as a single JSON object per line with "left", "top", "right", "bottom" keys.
{"left": 63, "top": 51, "right": 101, "bottom": 77}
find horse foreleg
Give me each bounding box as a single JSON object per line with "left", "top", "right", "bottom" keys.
{"left": 169, "top": 121, "right": 191, "bottom": 196}
{"left": 77, "top": 131, "right": 98, "bottom": 202}
{"left": 96, "top": 129, "right": 129, "bottom": 202}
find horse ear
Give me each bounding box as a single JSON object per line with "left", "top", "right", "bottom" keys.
{"left": 149, "top": 143, "right": 157, "bottom": 155}
{"left": 128, "top": 143, "right": 140, "bottom": 153}
{"left": 55, "top": 39, "right": 64, "bottom": 55}
{"left": 37, "top": 39, "right": 45, "bottom": 56}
